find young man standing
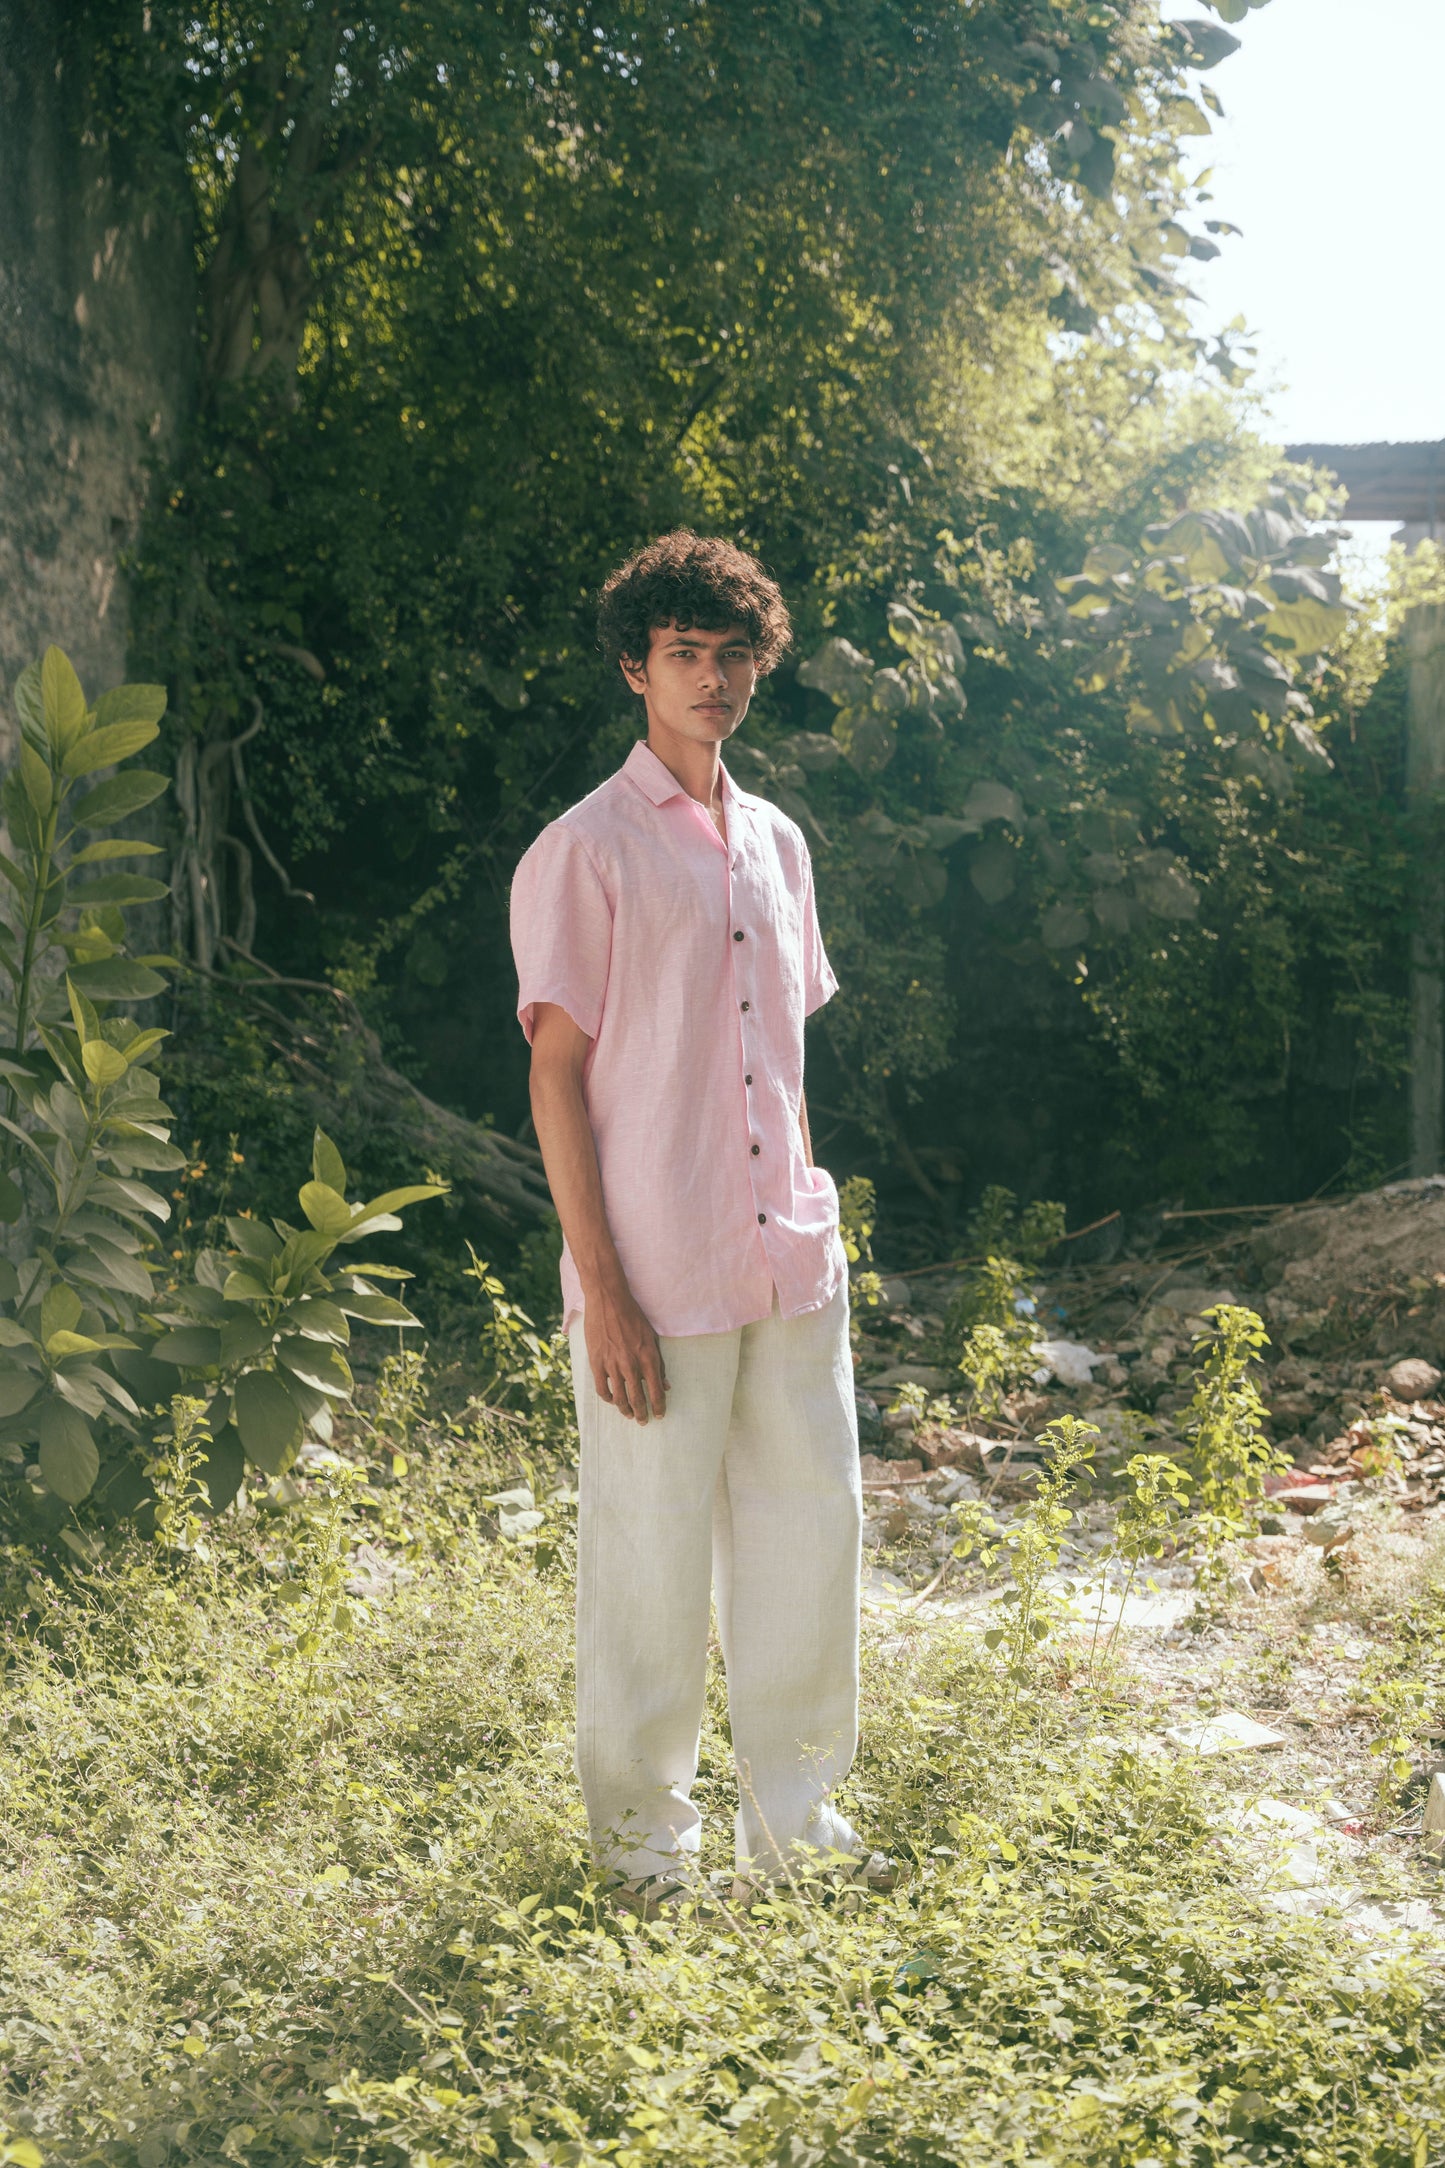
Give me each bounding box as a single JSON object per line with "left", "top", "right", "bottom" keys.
{"left": 509, "top": 530, "right": 886, "bottom": 1913}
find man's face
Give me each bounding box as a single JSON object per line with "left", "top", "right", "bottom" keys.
{"left": 620, "top": 622, "right": 757, "bottom": 746}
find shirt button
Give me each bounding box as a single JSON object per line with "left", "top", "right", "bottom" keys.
{"left": 733, "top": 929, "right": 745, "bottom": 941}
{"left": 740, "top": 1000, "right": 750, "bottom": 1012}
{"left": 750, "top": 1143, "right": 760, "bottom": 1156}
{"left": 757, "top": 1212, "right": 767, "bottom": 1225}
{"left": 745, "top": 1074, "right": 753, "bottom": 1086}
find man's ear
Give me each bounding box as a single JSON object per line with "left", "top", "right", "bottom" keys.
{"left": 619, "top": 655, "right": 648, "bottom": 697}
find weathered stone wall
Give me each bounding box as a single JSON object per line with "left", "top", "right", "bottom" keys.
{"left": 0, "top": 1, "right": 194, "bottom": 739}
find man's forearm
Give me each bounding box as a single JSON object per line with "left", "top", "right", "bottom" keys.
{"left": 800, "top": 1087, "right": 814, "bottom": 1168}
{"left": 529, "top": 1065, "right": 628, "bottom": 1296}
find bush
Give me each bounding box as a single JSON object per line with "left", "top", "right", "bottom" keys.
{"left": 0, "top": 649, "right": 445, "bottom": 1527}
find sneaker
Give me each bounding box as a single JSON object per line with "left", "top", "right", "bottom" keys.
{"left": 606, "top": 1872, "right": 721, "bottom": 1922}
{"left": 730, "top": 1847, "right": 906, "bottom": 1909}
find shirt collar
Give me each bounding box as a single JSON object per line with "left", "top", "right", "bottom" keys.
{"left": 622, "top": 737, "right": 756, "bottom": 813}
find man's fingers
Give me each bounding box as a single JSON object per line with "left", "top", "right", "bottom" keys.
{"left": 641, "top": 1347, "right": 668, "bottom": 1419}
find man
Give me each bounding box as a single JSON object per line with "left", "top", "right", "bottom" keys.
{"left": 509, "top": 530, "right": 888, "bottom": 1914}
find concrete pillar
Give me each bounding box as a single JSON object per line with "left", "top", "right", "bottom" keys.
{"left": 1407, "top": 602, "right": 1445, "bottom": 1175}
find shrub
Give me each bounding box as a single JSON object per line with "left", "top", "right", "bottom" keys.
{"left": 0, "top": 649, "right": 445, "bottom": 1525}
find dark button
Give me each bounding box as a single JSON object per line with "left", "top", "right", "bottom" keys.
{"left": 733, "top": 929, "right": 745, "bottom": 941}
{"left": 750, "top": 1143, "right": 760, "bottom": 1156}
{"left": 740, "top": 1000, "right": 750, "bottom": 1012}
{"left": 757, "top": 1212, "right": 767, "bottom": 1225}
{"left": 745, "top": 1073, "right": 753, "bottom": 1086}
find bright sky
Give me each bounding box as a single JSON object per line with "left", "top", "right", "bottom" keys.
{"left": 1164, "top": 0, "right": 1445, "bottom": 569}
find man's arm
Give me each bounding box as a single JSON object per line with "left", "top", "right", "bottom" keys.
{"left": 528, "top": 1002, "right": 669, "bottom": 1424}
{"left": 800, "top": 1087, "right": 814, "bottom": 1169}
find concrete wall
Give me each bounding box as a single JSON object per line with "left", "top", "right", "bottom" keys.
{"left": 0, "top": 2, "right": 194, "bottom": 741}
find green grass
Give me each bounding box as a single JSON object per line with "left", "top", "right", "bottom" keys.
{"left": 2, "top": 1399, "right": 1443, "bottom": 2168}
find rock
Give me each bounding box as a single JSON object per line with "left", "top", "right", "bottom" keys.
{"left": 1269, "top": 1484, "right": 1334, "bottom": 1515}
{"left": 1383, "top": 1357, "right": 1442, "bottom": 1403}
{"left": 854, "top": 1389, "right": 884, "bottom": 1448}
{"left": 1157, "top": 1284, "right": 1237, "bottom": 1315}
{"left": 859, "top": 1454, "right": 922, "bottom": 1486}
{"left": 1301, "top": 1507, "right": 1353, "bottom": 1552}
{"left": 867, "top": 1363, "right": 949, "bottom": 1393}
{"left": 876, "top": 1277, "right": 913, "bottom": 1310}
{"left": 882, "top": 1405, "right": 918, "bottom": 1436}
{"left": 1422, "top": 1774, "right": 1445, "bottom": 1860}
{"left": 915, "top": 1426, "right": 987, "bottom": 1473}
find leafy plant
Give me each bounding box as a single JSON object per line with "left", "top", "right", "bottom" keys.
{"left": 1182, "top": 1303, "right": 1286, "bottom": 1584}
{"left": 953, "top": 1415, "right": 1098, "bottom": 1729}
{"left": 838, "top": 1174, "right": 883, "bottom": 1341}
{"left": 1089, "top": 1451, "right": 1192, "bottom": 1675}
{"left": 464, "top": 1246, "right": 577, "bottom": 1447}
{"left": 944, "top": 1190, "right": 1064, "bottom": 1416}
{"left": 0, "top": 647, "right": 446, "bottom": 1520}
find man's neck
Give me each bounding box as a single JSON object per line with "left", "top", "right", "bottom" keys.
{"left": 645, "top": 720, "right": 725, "bottom": 813}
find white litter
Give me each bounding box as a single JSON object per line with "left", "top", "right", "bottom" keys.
{"left": 1164, "top": 1710, "right": 1288, "bottom": 1755}
{"left": 1031, "top": 1339, "right": 1102, "bottom": 1388}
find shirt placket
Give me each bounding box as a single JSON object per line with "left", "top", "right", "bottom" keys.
{"left": 724, "top": 817, "right": 775, "bottom": 1266}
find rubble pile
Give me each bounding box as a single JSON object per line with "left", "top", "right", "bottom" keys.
{"left": 850, "top": 1175, "right": 1445, "bottom": 1575}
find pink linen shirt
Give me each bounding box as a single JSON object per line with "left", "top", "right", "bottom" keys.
{"left": 509, "top": 737, "right": 845, "bottom": 1338}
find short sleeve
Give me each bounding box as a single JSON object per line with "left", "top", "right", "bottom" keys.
{"left": 800, "top": 844, "right": 838, "bottom": 1016}
{"left": 509, "top": 824, "right": 613, "bottom": 1046}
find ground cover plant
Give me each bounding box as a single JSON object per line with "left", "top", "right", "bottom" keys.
{"left": 4, "top": 1297, "right": 1445, "bottom": 2168}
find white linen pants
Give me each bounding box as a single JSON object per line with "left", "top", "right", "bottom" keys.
{"left": 567, "top": 1279, "right": 863, "bottom": 1881}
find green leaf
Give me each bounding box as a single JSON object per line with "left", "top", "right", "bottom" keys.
{"left": 71, "top": 874, "right": 170, "bottom": 907}
{"left": 298, "top": 1180, "right": 352, "bottom": 1237}
{"left": 343, "top": 1183, "right": 449, "bottom": 1234}
{"left": 20, "top": 740, "right": 53, "bottom": 818}
{"left": 0, "top": 1366, "right": 39, "bottom": 1417}
{"left": 41, "top": 646, "right": 88, "bottom": 752}
{"left": 71, "top": 770, "right": 169, "bottom": 828}
{"left": 15, "top": 658, "right": 45, "bottom": 745}
{"left": 220, "top": 1313, "right": 273, "bottom": 1367}
{"left": 46, "top": 1329, "right": 106, "bottom": 1358}
{"left": 82, "top": 1040, "right": 129, "bottom": 1087}
{"left": 61, "top": 718, "right": 164, "bottom": 778}
{"left": 40, "top": 1283, "right": 83, "bottom": 1342}
{"left": 222, "top": 1267, "right": 274, "bottom": 1305}
{"left": 285, "top": 1297, "right": 351, "bottom": 1344}
{"left": 0, "top": 1170, "right": 23, "bottom": 1224}
{"left": 38, "top": 1396, "right": 99, "bottom": 1502}
{"left": 65, "top": 1234, "right": 154, "bottom": 1300}
{"left": 200, "top": 1422, "right": 246, "bottom": 1511}
{"left": 67, "top": 958, "right": 169, "bottom": 1002}
{"left": 93, "top": 681, "right": 168, "bottom": 731}
{"left": 276, "top": 1337, "right": 353, "bottom": 1399}
{"left": 152, "top": 1326, "right": 223, "bottom": 1368}
{"left": 234, "top": 1367, "right": 304, "bottom": 1475}
{"left": 335, "top": 1291, "right": 420, "bottom": 1328}
{"left": 70, "top": 838, "right": 165, "bottom": 864}
{"left": 227, "top": 1216, "right": 284, "bottom": 1262}
{"left": 312, "top": 1127, "right": 347, "bottom": 1196}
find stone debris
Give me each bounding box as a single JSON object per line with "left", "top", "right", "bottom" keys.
{"left": 1268, "top": 1483, "right": 1334, "bottom": 1515}
{"left": 1164, "top": 1711, "right": 1287, "bottom": 1755}
{"left": 1383, "top": 1357, "right": 1442, "bottom": 1403}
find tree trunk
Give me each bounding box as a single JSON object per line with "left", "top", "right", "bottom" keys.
{"left": 0, "top": 0, "right": 195, "bottom": 742}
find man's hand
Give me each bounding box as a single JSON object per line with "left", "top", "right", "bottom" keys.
{"left": 584, "top": 1276, "right": 669, "bottom": 1423}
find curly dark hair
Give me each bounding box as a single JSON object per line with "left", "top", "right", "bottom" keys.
{"left": 596, "top": 530, "right": 793, "bottom": 674}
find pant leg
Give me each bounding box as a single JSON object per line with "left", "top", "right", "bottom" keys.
{"left": 569, "top": 1315, "right": 740, "bottom": 1881}
{"left": 711, "top": 1280, "right": 863, "bottom": 1875}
